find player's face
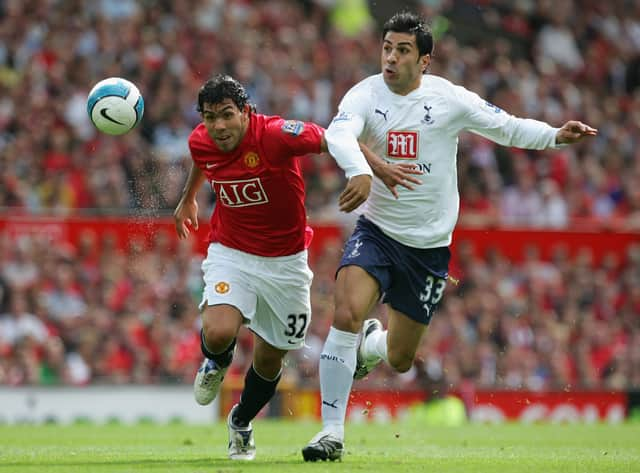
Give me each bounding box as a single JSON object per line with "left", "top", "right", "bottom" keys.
{"left": 381, "top": 32, "right": 430, "bottom": 95}
{"left": 201, "top": 99, "right": 250, "bottom": 152}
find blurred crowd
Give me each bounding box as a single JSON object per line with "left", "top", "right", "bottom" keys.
{"left": 1, "top": 225, "right": 639, "bottom": 391}
{"left": 0, "top": 0, "right": 639, "bottom": 391}
{"left": 0, "top": 229, "right": 206, "bottom": 385}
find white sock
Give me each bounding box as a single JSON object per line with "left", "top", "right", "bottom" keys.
{"left": 363, "top": 329, "right": 388, "bottom": 363}
{"left": 319, "top": 327, "right": 358, "bottom": 439}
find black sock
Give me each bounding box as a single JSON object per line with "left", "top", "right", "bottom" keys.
{"left": 232, "top": 364, "right": 281, "bottom": 427}
{"left": 200, "top": 329, "right": 236, "bottom": 368}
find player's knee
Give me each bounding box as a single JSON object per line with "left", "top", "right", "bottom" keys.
{"left": 253, "top": 356, "right": 283, "bottom": 380}
{"left": 333, "top": 304, "right": 361, "bottom": 333}
{"left": 387, "top": 351, "right": 414, "bottom": 373}
{"left": 202, "top": 325, "right": 235, "bottom": 353}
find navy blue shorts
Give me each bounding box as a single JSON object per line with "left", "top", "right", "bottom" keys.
{"left": 338, "top": 216, "right": 450, "bottom": 325}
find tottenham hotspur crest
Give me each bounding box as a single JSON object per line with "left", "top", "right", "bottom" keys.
{"left": 422, "top": 104, "right": 434, "bottom": 125}
{"left": 347, "top": 239, "right": 363, "bottom": 258}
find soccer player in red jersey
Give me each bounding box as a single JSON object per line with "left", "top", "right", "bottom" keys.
{"left": 174, "top": 74, "right": 419, "bottom": 460}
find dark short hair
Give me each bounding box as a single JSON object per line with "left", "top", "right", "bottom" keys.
{"left": 382, "top": 11, "right": 433, "bottom": 57}
{"left": 197, "top": 74, "right": 249, "bottom": 113}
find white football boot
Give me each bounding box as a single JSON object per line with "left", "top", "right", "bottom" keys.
{"left": 227, "top": 404, "right": 256, "bottom": 460}
{"left": 193, "top": 358, "right": 228, "bottom": 405}
{"left": 353, "top": 318, "right": 384, "bottom": 380}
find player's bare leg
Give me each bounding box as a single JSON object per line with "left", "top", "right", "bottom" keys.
{"left": 385, "top": 308, "right": 426, "bottom": 372}
{"left": 303, "top": 266, "right": 379, "bottom": 462}
{"left": 194, "top": 304, "right": 243, "bottom": 405}
{"left": 357, "top": 307, "right": 426, "bottom": 378}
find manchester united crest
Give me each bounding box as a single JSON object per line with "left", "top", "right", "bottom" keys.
{"left": 244, "top": 152, "right": 260, "bottom": 168}
{"left": 215, "top": 281, "right": 230, "bottom": 294}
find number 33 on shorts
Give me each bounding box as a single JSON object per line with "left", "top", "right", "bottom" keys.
{"left": 419, "top": 274, "right": 446, "bottom": 318}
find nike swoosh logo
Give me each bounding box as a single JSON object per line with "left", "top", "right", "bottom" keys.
{"left": 206, "top": 163, "right": 218, "bottom": 169}
{"left": 99, "top": 108, "right": 126, "bottom": 126}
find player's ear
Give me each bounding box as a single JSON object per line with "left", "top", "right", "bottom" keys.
{"left": 238, "top": 104, "right": 249, "bottom": 121}
{"left": 420, "top": 54, "right": 431, "bottom": 74}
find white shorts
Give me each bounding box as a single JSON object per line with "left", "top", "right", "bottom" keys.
{"left": 199, "top": 243, "right": 314, "bottom": 350}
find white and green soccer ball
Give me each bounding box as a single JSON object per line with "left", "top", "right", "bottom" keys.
{"left": 87, "top": 77, "right": 144, "bottom": 135}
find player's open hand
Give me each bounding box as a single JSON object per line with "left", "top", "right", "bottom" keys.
{"left": 174, "top": 198, "right": 199, "bottom": 239}
{"left": 556, "top": 121, "right": 598, "bottom": 144}
{"left": 339, "top": 174, "right": 372, "bottom": 212}
{"left": 375, "top": 162, "right": 423, "bottom": 199}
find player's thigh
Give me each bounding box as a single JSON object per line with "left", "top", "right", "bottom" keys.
{"left": 335, "top": 216, "right": 396, "bottom": 331}
{"left": 251, "top": 251, "right": 314, "bottom": 350}
{"left": 383, "top": 245, "right": 450, "bottom": 325}
{"left": 334, "top": 265, "right": 381, "bottom": 332}
{"left": 252, "top": 334, "right": 288, "bottom": 380}
{"left": 201, "top": 304, "right": 244, "bottom": 344}
{"left": 199, "top": 243, "right": 259, "bottom": 343}
{"left": 386, "top": 307, "right": 427, "bottom": 370}
{"left": 200, "top": 243, "right": 259, "bottom": 319}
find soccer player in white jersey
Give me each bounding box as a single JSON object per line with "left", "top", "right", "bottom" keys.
{"left": 302, "top": 11, "right": 597, "bottom": 462}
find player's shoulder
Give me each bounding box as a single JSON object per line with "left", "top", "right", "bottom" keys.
{"left": 246, "top": 112, "right": 286, "bottom": 140}
{"left": 259, "top": 113, "right": 299, "bottom": 135}
{"left": 420, "top": 74, "right": 458, "bottom": 93}
{"left": 257, "top": 112, "right": 283, "bottom": 129}
{"left": 188, "top": 123, "right": 212, "bottom": 150}
{"left": 419, "top": 75, "right": 471, "bottom": 109}
{"left": 345, "top": 74, "right": 384, "bottom": 98}
{"left": 338, "top": 75, "right": 385, "bottom": 115}
{"left": 258, "top": 113, "right": 317, "bottom": 141}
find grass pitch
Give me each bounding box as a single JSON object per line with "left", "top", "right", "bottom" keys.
{"left": 0, "top": 421, "right": 638, "bottom": 473}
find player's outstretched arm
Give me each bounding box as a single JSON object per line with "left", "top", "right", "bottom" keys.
{"left": 360, "top": 143, "right": 423, "bottom": 199}
{"left": 174, "top": 163, "right": 206, "bottom": 239}
{"left": 555, "top": 120, "right": 598, "bottom": 144}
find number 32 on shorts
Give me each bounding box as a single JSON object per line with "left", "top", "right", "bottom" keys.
{"left": 284, "top": 313, "right": 308, "bottom": 339}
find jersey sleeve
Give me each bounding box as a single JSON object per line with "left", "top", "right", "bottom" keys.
{"left": 262, "top": 118, "right": 324, "bottom": 163}
{"left": 324, "top": 83, "right": 373, "bottom": 179}
{"left": 450, "top": 84, "right": 559, "bottom": 150}
{"left": 187, "top": 126, "right": 210, "bottom": 168}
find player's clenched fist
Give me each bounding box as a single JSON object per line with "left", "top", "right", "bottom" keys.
{"left": 174, "top": 197, "right": 199, "bottom": 239}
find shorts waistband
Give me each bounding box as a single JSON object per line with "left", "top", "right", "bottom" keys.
{"left": 209, "top": 242, "right": 307, "bottom": 262}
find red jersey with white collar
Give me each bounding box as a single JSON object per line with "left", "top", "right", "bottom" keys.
{"left": 188, "top": 113, "right": 324, "bottom": 257}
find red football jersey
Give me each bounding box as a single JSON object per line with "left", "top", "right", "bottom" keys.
{"left": 188, "top": 113, "right": 324, "bottom": 256}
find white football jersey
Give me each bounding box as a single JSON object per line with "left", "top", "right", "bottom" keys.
{"left": 325, "top": 74, "right": 560, "bottom": 248}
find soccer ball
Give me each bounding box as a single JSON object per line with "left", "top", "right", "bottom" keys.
{"left": 87, "top": 77, "right": 144, "bottom": 135}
